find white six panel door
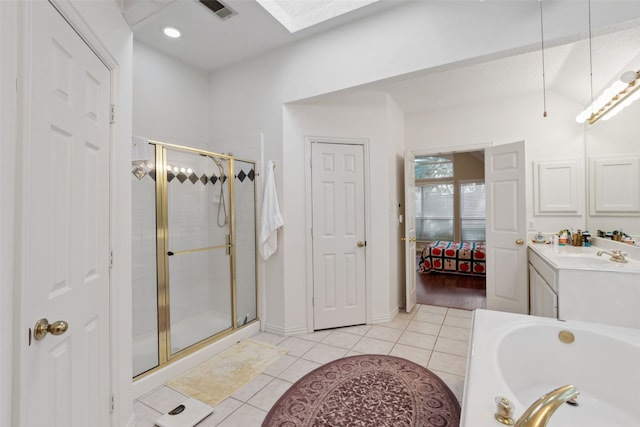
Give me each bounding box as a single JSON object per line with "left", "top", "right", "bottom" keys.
{"left": 312, "top": 142, "right": 366, "bottom": 330}
{"left": 485, "top": 141, "right": 528, "bottom": 314}
{"left": 22, "top": 2, "right": 111, "bottom": 426}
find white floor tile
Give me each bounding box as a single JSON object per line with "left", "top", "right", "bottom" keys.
{"left": 351, "top": 336, "right": 394, "bottom": 354}
{"left": 296, "top": 330, "right": 331, "bottom": 342}
{"left": 365, "top": 325, "right": 403, "bottom": 342}
{"left": 419, "top": 304, "right": 448, "bottom": 314}
{"left": 247, "top": 378, "right": 292, "bottom": 412}
{"left": 231, "top": 373, "right": 272, "bottom": 402}
{"left": 321, "top": 331, "right": 361, "bottom": 349}
{"left": 406, "top": 320, "right": 441, "bottom": 336}
{"left": 302, "top": 343, "right": 348, "bottom": 364}
{"left": 250, "top": 331, "right": 287, "bottom": 346}
{"left": 434, "top": 336, "right": 470, "bottom": 357}
{"left": 277, "top": 336, "right": 317, "bottom": 357}
{"left": 339, "top": 324, "right": 371, "bottom": 336}
{"left": 444, "top": 315, "right": 472, "bottom": 329}
{"left": 381, "top": 317, "right": 411, "bottom": 330}
{"left": 397, "top": 330, "right": 437, "bottom": 350}
{"left": 278, "top": 358, "right": 321, "bottom": 383}
{"left": 446, "top": 308, "right": 473, "bottom": 319}
{"left": 217, "top": 404, "right": 266, "bottom": 427}
{"left": 438, "top": 325, "right": 471, "bottom": 342}
{"left": 428, "top": 351, "right": 467, "bottom": 376}
{"left": 414, "top": 311, "right": 446, "bottom": 324}
{"left": 262, "top": 354, "right": 297, "bottom": 377}
{"left": 390, "top": 343, "right": 431, "bottom": 366}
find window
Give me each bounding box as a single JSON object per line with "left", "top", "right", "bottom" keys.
{"left": 460, "top": 182, "right": 486, "bottom": 241}
{"left": 415, "top": 155, "right": 453, "bottom": 180}
{"left": 415, "top": 183, "right": 454, "bottom": 241}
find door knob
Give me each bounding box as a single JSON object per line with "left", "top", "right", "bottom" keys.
{"left": 400, "top": 237, "right": 416, "bottom": 242}
{"left": 357, "top": 241, "right": 366, "bottom": 247}
{"left": 515, "top": 239, "right": 525, "bottom": 246}
{"left": 33, "top": 318, "right": 69, "bottom": 341}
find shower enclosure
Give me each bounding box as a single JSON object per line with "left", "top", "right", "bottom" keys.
{"left": 132, "top": 141, "right": 258, "bottom": 378}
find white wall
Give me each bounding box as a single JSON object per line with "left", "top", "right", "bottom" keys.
{"left": 206, "top": 0, "right": 640, "bottom": 334}
{"left": 283, "top": 92, "right": 402, "bottom": 329}
{"left": 405, "top": 90, "right": 587, "bottom": 236}
{"left": 133, "top": 41, "right": 209, "bottom": 148}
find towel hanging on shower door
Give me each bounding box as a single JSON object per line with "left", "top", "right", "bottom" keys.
{"left": 259, "top": 160, "right": 283, "bottom": 260}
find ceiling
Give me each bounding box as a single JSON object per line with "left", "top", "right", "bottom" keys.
{"left": 121, "top": 0, "right": 640, "bottom": 113}
{"left": 122, "top": 0, "right": 405, "bottom": 72}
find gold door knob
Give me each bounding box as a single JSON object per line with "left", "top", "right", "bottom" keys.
{"left": 33, "top": 318, "right": 69, "bottom": 341}
{"left": 357, "top": 241, "right": 366, "bottom": 247}
{"left": 515, "top": 239, "right": 525, "bottom": 246}
{"left": 400, "top": 237, "right": 416, "bottom": 242}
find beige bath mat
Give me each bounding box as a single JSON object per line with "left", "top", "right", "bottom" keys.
{"left": 167, "top": 338, "right": 288, "bottom": 406}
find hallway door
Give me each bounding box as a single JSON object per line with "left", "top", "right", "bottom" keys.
{"left": 485, "top": 141, "right": 528, "bottom": 313}
{"left": 20, "top": 2, "right": 112, "bottom": 426}
{"left": 312, "top": 142, "right": 367, "bottom": 330}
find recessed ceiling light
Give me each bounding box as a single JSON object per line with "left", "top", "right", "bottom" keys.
{"left": 163, "top": 26, "right": 182, "bottom": 39}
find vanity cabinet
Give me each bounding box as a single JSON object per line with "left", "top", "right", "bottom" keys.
{"left": 528, "top": 249, "right": 558, "bottom": 318}
{"left": 527, "top": 243, "right": 640, "bottom": 329}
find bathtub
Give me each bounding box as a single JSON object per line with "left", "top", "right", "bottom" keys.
{"left": 460, "top": 309, "right": 640, "bottom": 426}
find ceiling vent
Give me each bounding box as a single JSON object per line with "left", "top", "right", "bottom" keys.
{"left": 199, "top": 0, "right": 237, "bottom": 20}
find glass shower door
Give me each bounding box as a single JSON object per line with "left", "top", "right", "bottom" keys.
{"left": 163, "top": 148, "right": 233, "bottom": 356}
{"left": 233, "top": 158, "right": 258, "bottom": 326}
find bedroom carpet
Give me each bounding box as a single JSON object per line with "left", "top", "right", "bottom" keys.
{"left": 167, "top": 339, "right": 288, "bottom": 406}
{"left": 262, "top": 354, "right": 461, "bottom": 427}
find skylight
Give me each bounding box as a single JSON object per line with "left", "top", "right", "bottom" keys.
{"left": 256, "top": 0, "right": 380, "bottom": 33}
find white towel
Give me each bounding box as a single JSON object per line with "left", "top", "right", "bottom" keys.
{"left": 132, "top": 135, "right": 150, "bottom": 161}
{"left": 259, "top": 160, "right": 284, "bottom": 260}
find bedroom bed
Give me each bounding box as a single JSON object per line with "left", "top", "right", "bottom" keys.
{"left": 418, "top": 240, "right": 486, "bottom": 276}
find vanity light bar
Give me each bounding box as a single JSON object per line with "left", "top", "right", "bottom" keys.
{"left": 576, "top": 70, "right": 640, "bottom": 125}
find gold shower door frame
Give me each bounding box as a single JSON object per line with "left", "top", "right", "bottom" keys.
{"left": 148, "top": 141, "right": 258, "bottom": 373}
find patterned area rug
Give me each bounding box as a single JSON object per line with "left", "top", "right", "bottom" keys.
{"left": 263, "top": 354, "right": 460, "bottom": 427}
{"left": 167, "top": 339, "right": 288, "bottom": 406}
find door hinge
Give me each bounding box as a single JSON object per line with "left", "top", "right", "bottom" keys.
{"left": 110, "top": 104, "right": 115, "bottom": 124}
{"left": 109, "top": 250, "right": 114, "bottom": 269}
{"left": 110, "top": 394, "right": 115, "bottom": 413}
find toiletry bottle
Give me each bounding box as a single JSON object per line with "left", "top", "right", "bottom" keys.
{"left": 558, "top": 232, "right": 566, "bottom": 246}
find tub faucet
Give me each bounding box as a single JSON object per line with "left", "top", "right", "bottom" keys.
{"left": 596, "top": 249, "right": 628, "bottom": 263}
{"left": 513, "top": 385, "right": 579, "bottom": 427}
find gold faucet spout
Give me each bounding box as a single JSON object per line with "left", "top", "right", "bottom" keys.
{"left": 513, "top": 385, "right": 579, "bottom": 427}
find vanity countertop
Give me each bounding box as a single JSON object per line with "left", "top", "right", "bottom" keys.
{"left": 528, "top": 242, "right": 640, "bottom": 273}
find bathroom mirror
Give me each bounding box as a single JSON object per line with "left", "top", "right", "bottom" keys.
{"left": 584, "top": 22, "right": 640, "bottom": 236}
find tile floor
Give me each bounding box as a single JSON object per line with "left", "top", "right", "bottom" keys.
{"left": 134, "top": 304, "right": 472, "bottom": 426}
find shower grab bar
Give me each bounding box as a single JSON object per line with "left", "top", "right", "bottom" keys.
{"left": 167, "top": 244, "right": 232, "bottom": 257}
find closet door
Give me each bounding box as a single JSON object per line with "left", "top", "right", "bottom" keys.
{"left": 312, "top": 142, "right": 367, "bottom": 330}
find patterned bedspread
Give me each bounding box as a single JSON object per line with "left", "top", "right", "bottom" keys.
{"left": 418, "top": 241, "right": 486, "bottom": 276}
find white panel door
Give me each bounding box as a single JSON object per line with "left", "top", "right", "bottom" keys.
{"left": 485, "top": 141, "right": 528, "bottom": 314}
{"left": 404, "top": 151, "right": 417, "bottom": 313}
{"left": 312, "top": 142, "right": 366, "bottom": 330}
{"left": 21, "top": 2, "right": 112, "bottom": 426}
